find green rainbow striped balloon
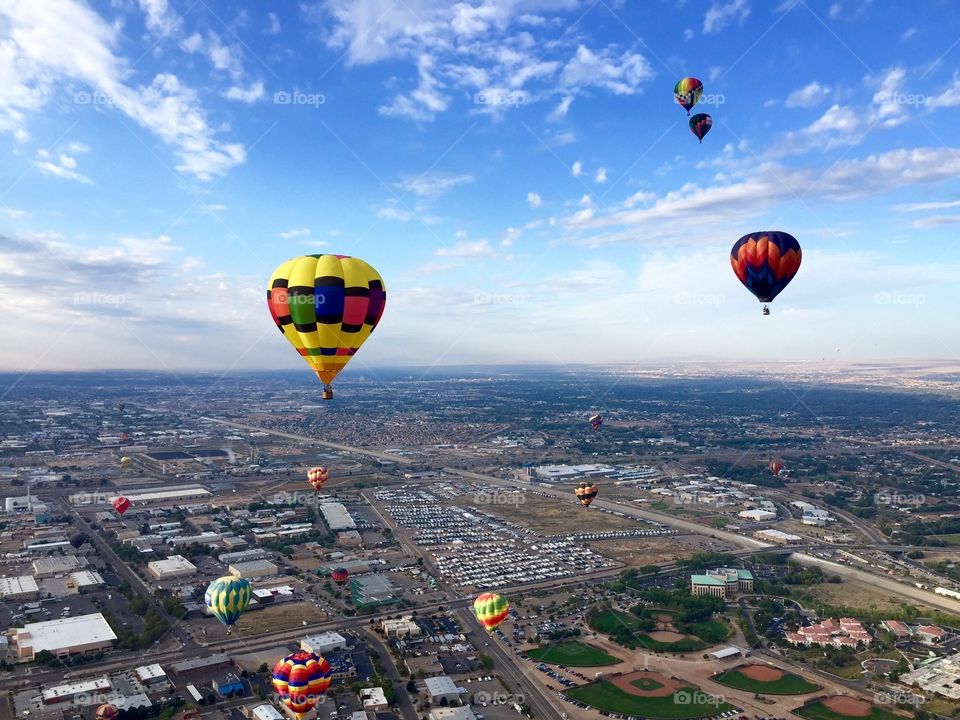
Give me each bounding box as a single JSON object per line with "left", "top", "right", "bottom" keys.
{"left": 205, "top": 576, "right": 252, "bottom": 633}
{"left": 474, "top": 592, "right": 510, "bottom": 633}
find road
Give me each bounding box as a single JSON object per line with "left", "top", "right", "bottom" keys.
{"left": 197, "top": 416, "right": 413, "bottom": 465}
{"left": 360, "top": 628, "right": 418, "bottom": 720}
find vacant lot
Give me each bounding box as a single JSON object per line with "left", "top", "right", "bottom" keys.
{"left": 457, "top": 493, "right": 641, "bottom": 534}
{"left": 589, "top": 535, "right": 733, "bottom": 566}
{"left": 230, "top": 602, "right": 328, "bottom": 635}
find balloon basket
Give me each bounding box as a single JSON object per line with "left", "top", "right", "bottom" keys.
{"left": 322, "top": 387, "right": 333, "bottom": 400}
{"left": 762, "top": 306, "right": 770, "bottom": 316}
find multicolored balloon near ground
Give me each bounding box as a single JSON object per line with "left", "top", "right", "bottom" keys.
{"left": 112, "top": 496, "right": 131, "bottom": 515}
{"left": 575, "top": 482, "right": 598, "bottom": 508}
{"left": 589, "top": 414, "right": 602, "bottom": 431}
{"left": 272, "top": 651, "right": 333, "bottom": 720}
{"left": 769, "top": 461, "right": 784, "bottom": 476}
{"left": 730, "top": 231, "right": 802, "bottom": 314}
{"left": 307, "top": 466, "right": 329, "bottom": 492}
{"left": 689, "top": 113, "right": 712, "bottom": 143}
{"left": 674, "top": 77, "right": 703, "bottom": 114}
{"left": 96, "top": 705, "right": 118, "bottom": 720}
{"left": 474, "top": 592, "right": 510, "bottom": 633}
{"left": 267, "top": 254, "right": 386, "bottom": 400}
{"left": 331, "top": 567, "right": 349, "bottom": 585}
{"left": 205, "top": 576, "right": 252, "bottom": 633}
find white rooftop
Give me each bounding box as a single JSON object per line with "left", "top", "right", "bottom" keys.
{"left": 135, "top": 664, "right": 167, "bottom": 681}
{"left": 15, "top": 613, "right": 117, "bottom": 653}
{"left": 41, "top": 678, "right": 111, "bottom": 702}
{"left": 0, "top": 576, "right": 39, "bottom": 597}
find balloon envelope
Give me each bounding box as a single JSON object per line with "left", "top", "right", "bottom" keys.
{"left": 575, "top": 482, "right": 598, "bottom": 508}
{"left": 112, "top": 496, "right": 131, "bottom": 515}
{"left": 205, "top": 576, "right": 252, "bottom": 631}
{"left": 474, "top": 592, "right": 510, "bottom": 633}
{"left": 674, "top": 77, "right": 703, "bottom": 113}
{"left": 272, "top": 651, "right": 333, "bottom": 719}
{"left": 267, "top": 254, "right": 386, "bottom": 396}
{"left": 730, "top": 231, "right": 802, "bottom": 304}
{"left": 689, "top": 113, "right": 712, "bottom": 142}
{"left": 331, "top": 567, "right": 349, "bottom": 585}
{"left": 307, "top": 466, "right": 329, "bottom": 491}
{"left": 96, "top": 706, "right": 118, "bottom": 720}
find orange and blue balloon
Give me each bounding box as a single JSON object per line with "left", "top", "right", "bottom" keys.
{"left": 730, "top": 231, "right": 802, "bottom": 314}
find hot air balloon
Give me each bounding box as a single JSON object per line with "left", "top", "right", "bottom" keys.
{"left": 117, "top": 403, "right": 126, "bottom": 412}
{"left": 730, "top": 231, "right": 802, "bottom": 315}
{"left": 69, "top": 533, "right": 87, "bottom": 549}
{"left": 268, "top": 254, "right": 387, "bottom": 400}
{"left": 331, "top": 567, "right": 349, "bottom": 585}
{"left": 31, "top": 433, "right": 42, "bottom": 445}
{"left": 689, "top": 113, "right": 712, "bottom": 143}
{"left": 307, "top": 466, "right": 328, "bottom": 492}
{"left": 589, "top": 414, "right": 603, "bottom": 431}
{"left": 769, "top": 461, "right": 784, "bottom": 476}
{"left": 119, "top": 432, "right": 129, "bottom": 443}
{"left": 575, "top": 482, "right": 598, "bottom": 508}
{"left": 112, "top": 496, "right": 131, "bottom": 515}
{"left": 96, "top": 705, "right": 118, "bottom": 720}
{"left": 119, "top": 456, "right": 132, "bottom": 468}
{"left": 205, "top": 576, "right": 252, "bottom": 633}
{"left": 474, "top": 592, "right": 509, "bottom": 634}
{"left": 674, "top": 77, "right": 703, "bottom": 114}
{"left": 272, "top": 651, "right": 333, "bottom": 720}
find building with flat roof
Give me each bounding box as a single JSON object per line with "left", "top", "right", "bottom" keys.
{"left": 31, "top": 555, "right": 84, "bottom": 578}
{"left": 69, "top": 571, "right": 106, "bottom": 592}
{"left": 0, "top": 575, "right": 39, "bottom": 600}
{"left": 148, "top": 555, "right": 197, "bottom": 579}
{"left": 12, "top": 613, "right": 117, "bottom": 661}
{"left": 382, "top": 617, "right": 421, "bottom": 638}
{"left": 135, "top": 664, "right": 170, "bottom": 688}
{"left": 229, "top": 560, "right": 279, "bottom": 578}
{"left": 691, "top": 568, "right": 753, "bottom": 598}
{"left": 249, "top": 705, "right": 286, "bottom": 720}
{"left": 352, "top": 575, "right": 397, "bottom": 608}
{"left": 753, "top": 529, "right": 802, "bottom": 544}
{"left": 424, "top": 676, "right": 464, "bottom": 704}
{"left": 41, "top": 678, "right": 111, "bottom": 705}
{"left": 320, "top": 503, "right": 356, "bottom": 531}
{"left": 360, "top": 688, "right": 388, "bottom": 712}
{"left": 170, "top": 653, "right": 231, "bottom": 674}
{"left": 738, "top": 509, "right": 776, "bottom": 522}
{"left": 213, "top": 673, "right": 245, "bottom": 697}
{"left": 430, "top": 709, "right": 476, "bottom": 720}
{"left": 220, "top": 548, "right": 273, "bottom": 564}
{"left": 300, "top": 631, "right": 348, "bottom": 655}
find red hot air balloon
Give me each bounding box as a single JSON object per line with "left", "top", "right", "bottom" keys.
{"left": 769, "top": 461, "right": 784, "bottom": 476}
{"left": 272, "top": 651, "right": 333, "bottom": 720}
{"left": 730, "top": 231, "right": 802, "bottom": 315}
{"left": 307, "top": 466, "right": 328, "bottom": 492}
{"left": 689, "top": 113, "right": 712, "bottom": 143}
{"left": 119, "top": 432, "right": 129, "bottom": 443}
{"left": 112, "top": 496, "right": 131, "bottom": 515}
{"left": 331, "top": 567, "right": 349, "bottom": 585}
{"left": 589, "top": 414, "right": 603, "bottom": 431}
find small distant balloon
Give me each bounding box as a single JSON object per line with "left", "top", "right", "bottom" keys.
{"left": 589, "top": 414, "right": 603, "bottom": 432}
{"left": 112, "top": 496, "right": 131, "bottom": 515}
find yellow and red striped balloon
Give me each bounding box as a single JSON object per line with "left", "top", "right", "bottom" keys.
{"left": 474, "top": 592, "right": 510, "bottom": 633}
{"left": 272, "top": 651, "right": 333, "bottom": 720}
{"left": 307, "top": 466, "right": 328, "bottom": 491}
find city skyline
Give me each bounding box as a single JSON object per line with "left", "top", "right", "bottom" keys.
{"left": 2, "top": 1, "right": 960, "bottom": 372}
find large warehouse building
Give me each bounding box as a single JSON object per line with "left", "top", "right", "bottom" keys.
{"left": 148, "top": 555, "right": 198, "bottom": 579}
{"left": 12, "top": 613, "right": 117, "bottom": 661}
{"left": 0, "top": 576, "right": 40, "bottom": 601}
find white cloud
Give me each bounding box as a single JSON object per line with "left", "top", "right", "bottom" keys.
{"left": 871, "top": 67, "right": 910, "bottom": 127}
{"left": 558, "top": 45, "right": 653, "bottom": 95}
{"left": 266, "top": 12, "right": 281, "bottom": 35}
{"left": 0, "top": 1, "right": 246, "bottom": 180}
{"left": 572, "top": 161, "right": 583, "bottom": 177}
{"left": 594, "top": 167, "right": 607, "bottom": 183}
{"left": 180, "top": 31, "right": 245, "bottom": 79}
{"left": 34, "top": 146, "right": 91, "bottom": 184}
{"left": 396, "top": 171, "right": 474, "bottom": 198}
{"left": 808, "top": 103, "right": 858, "bottom": 133}
{"left": 199, "top": 204, "right": 227, "bottom": 214}
{"left": 911, "top": 215, "right": 960, "bottom": 228}
{"left": 901, "top": 27, "right": 917, "bottom": 40}
{"left": 435, "top": 239, "right": 496, "bottom": 259}
{"left": 139, "top": 0, "right": 181, "bottom": 37}
{"left": 785, "top": 81, "right": 830, "bottom": 108}
{"left": 828, "top": 2, "right": 842, "bottom": 19}
{"left": 378, "top": 53, "right": 448, "bottom": 121}
{"left": 0, "top": 207, "right": 26, "bottom": 219}
{"left": 703, "top": 0, "right": 750, "bottom": 33}
{"left": 548, "top": 95, "right": 573, "bottom": 121}
{"left": 527, "top": 192, "right": 542, "bottom": 208}
{"left": 683, "top": 28, "right": 695, "bottom": 40}
{"left": 223, "top": 81, "right": 265, "bottom": 104}
{"left": 279, "top": 228, "right": 311, "bottom": 238}
{"left": 892, "top": 199, "right": 960, "bottom": 213}
{"left": 927, "top": 72, "right": 960, "bottom": 109}
{"left": 708, "top": 66, "right": 723, "bottom": 81}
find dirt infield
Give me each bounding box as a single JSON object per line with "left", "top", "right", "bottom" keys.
{"left": 739, "top": 665, "right": 785, "bottom": 682}
{"left": 822, "top": 696, "right": 873, "bottom": 717}
{"left": 647, "top": 630, "right": 687, "bottom": 642}
{"left": 609, "top": 671, "right": 683, "bottom": 698}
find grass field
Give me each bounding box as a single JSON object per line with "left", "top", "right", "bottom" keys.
{"left": 711, "top": 668, "right": 821, "bottom": 695}
{"left": 795, "top": 701, "right": 903, "bottom": 720}
{"left": 633, "top": 634, "right": 708, "bottom": 652}
{"left": 567, "top": 681, "right": 731, "bottom": 719}
{"left": 525, "top": 641, "right": 619, "bottom": 667}
{"left": 685, "top": 619, "right": 731, "bottom": 644}
{"left": 590, "top": 609, "right": 647, "bottom": 634}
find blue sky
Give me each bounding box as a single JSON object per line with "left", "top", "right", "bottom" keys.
{"left": 1, "top": 0, "right": 960, "bottom": 374}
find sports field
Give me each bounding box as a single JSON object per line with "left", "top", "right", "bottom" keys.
{"left": 525, "top": 641, "right": 619, "bottom": 666}
{"left": 711, "top": 665, "right": 822, "bottom": 695}
{"left": 795, "top": 698, "right": 904, "bottom": 720}
{"left": 590, "top": 609, "right": 647, "bottom": 634}
{"left": 567, "top": 678, "right": 731, "bottom": 719}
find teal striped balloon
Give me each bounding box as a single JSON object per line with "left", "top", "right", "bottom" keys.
{"left": 205, "top": 576, "right": 252, "bottom": 632}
